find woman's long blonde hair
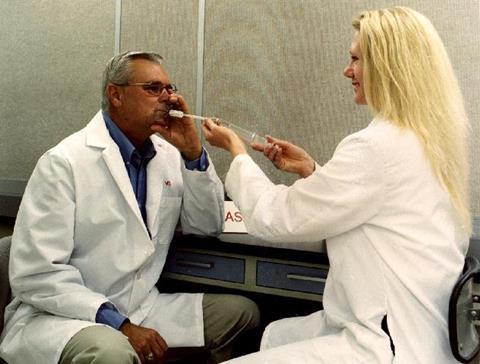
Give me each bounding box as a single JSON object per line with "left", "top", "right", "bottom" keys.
{"left": 353, "top": 6, "right": 471, "bottom": 235}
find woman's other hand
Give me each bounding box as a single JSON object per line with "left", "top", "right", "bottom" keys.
{"left": 252, "top": 136, "right": 315, "bottom": 178}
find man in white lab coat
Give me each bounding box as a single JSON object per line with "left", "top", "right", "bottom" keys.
{"left": 202, "top": 7, "right": 471, "bottom": 364}
{"left": 0, "top": 51, "right": 259, "bottom": 364}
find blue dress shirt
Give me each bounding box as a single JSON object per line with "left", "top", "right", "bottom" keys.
{"left": 96, "top": 111, "right": 209, "bottom": 329}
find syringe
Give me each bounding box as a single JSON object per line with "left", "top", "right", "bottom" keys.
{"left": 169, "top": 110, "right": 267, "bottom": 145}
{"left": 169, "top": 109, "right": 209, "bottom": 121}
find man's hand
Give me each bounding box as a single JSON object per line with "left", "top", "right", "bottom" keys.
{"left": 252, "top": 136, "right": 315, "bottom": 178}
{"left": 151, "top": 94, "right": 202, "bottom": 161}
{"left": 120, "top": 322, "right": 168, "bottom": 363}
{"left": 201, "top": 118, "right": 248, "bottom": 157}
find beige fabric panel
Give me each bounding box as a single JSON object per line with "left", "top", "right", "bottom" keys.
{"left": 0, "top": 0, "right": 477, "bottom": 228}
{"left": 204, "top": 0, "right": 366, "bottom": 186}
{"left": 203, "top": 0, "right": 479, "bottom": 220}
{"left": 0, "top": 1, "right": 115, "bottom": 178}
{"left": 120, "top": 0, "right": 199, "bottom": 115}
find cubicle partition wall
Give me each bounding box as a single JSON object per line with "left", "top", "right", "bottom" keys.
{"left": 0, "top": 0, "right": 479, "bottom": 241}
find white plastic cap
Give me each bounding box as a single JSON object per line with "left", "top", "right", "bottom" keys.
{"left": 169, "top": 109, "right": 184, "bottom": 118}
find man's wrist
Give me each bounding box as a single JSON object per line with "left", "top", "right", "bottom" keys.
{"left": 181, "top": 146, "right": 203, "bottom": 161}
{"left": 96, "top": 302, "right": 129, "bottom": 330}
{"left": 183, "top": 148, "right": 209, "bottom": 171}
{"left": 119, "top": 319, "right": 132, "bottom": 332}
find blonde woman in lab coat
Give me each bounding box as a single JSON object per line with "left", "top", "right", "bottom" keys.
{"left": 202, "top": 6, "right": 471, "bottom": 364}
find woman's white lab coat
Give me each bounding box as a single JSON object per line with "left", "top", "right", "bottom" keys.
{"left": 0, "top": 111, "right": 224, "bottom": 364}
{"left": 224, "top": 119, "right": 468, "bottom": 363}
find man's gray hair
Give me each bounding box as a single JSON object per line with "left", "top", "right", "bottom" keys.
{"left": 101, "top": 51, "right": 164, "bottom": 110}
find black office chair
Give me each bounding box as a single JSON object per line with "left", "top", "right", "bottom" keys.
{"left": 0, "top": 235, "right": 11, "bottom": 364}
{"left": 0, "top": 235, "right": 207, "bottom": 364}
{"left": 449, "top": 255, "right": 480, "bottom": 363}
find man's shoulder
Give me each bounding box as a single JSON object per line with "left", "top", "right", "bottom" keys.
{"left": 53, "top": 126, "right": 88, "bottom": 154}
{"left": 44, "top": 112, "right": 104, "bottom": 160}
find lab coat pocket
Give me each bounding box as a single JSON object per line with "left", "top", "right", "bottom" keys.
{"left": 151, "top": 196, "right": 182, "bottom": 245}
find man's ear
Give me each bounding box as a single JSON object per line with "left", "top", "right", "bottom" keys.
{"left": 107, "top": 84, "right": 123, "bottom": 107}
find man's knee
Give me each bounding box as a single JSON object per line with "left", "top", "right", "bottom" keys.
{"left": 230, "top": 295, "right": 261, "bottom": 331}
{"left": 202, "top": 294, "right": 260, "bottom": 363}
{"left": 203, "top": 294, "right": 260, "bottom": 333}
{"left": 60, "top": 325, "right": 139, "bottom": 364}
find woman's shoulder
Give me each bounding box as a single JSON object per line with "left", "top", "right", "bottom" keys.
{"left": 356, "top": 118, "right": 402, "bottom": 138}
{"left": 333, "top": 118, "right": 423, "bottom": 173}
{"left": 347, "top": 118, "right": 419, "bottom": 151}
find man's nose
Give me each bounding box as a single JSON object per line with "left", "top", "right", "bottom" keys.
{"left": 157, "top": 89, "right": 170, "bottom": 101}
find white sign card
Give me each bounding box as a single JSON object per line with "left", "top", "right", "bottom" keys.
{"left": 223, "top": 201, "right": 247, "bottom": 233}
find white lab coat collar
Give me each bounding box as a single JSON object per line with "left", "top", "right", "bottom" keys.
{"left": 84, "top": 111, "right": 170, "bottom": 239}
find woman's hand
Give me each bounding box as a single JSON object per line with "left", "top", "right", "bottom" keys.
{"left": 201, "top": 119, "right": 248, "bottom": 157}
{"left": 252, "top": 136, "right": 315, "bottom": 178}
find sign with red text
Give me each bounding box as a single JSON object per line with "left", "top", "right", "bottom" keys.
{"left": 223, "top": 201, "right": 247, "bottom": 233}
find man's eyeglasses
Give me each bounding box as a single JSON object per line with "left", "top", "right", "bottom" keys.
{"left": 115, "top": 82, "right": 177, "bottom": 96}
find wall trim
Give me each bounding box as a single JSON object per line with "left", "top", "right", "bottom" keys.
{"left": 473, "top": 217, "right": 480, "bottom": 239}
{"left": 114, "top": 0, "right": 122, "bottom": 55}
{"left": 195, "top": 0, "right": 206, "bottom": 116}
{"left": 0, "top": 179, "right": 27, "bottom": 218}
